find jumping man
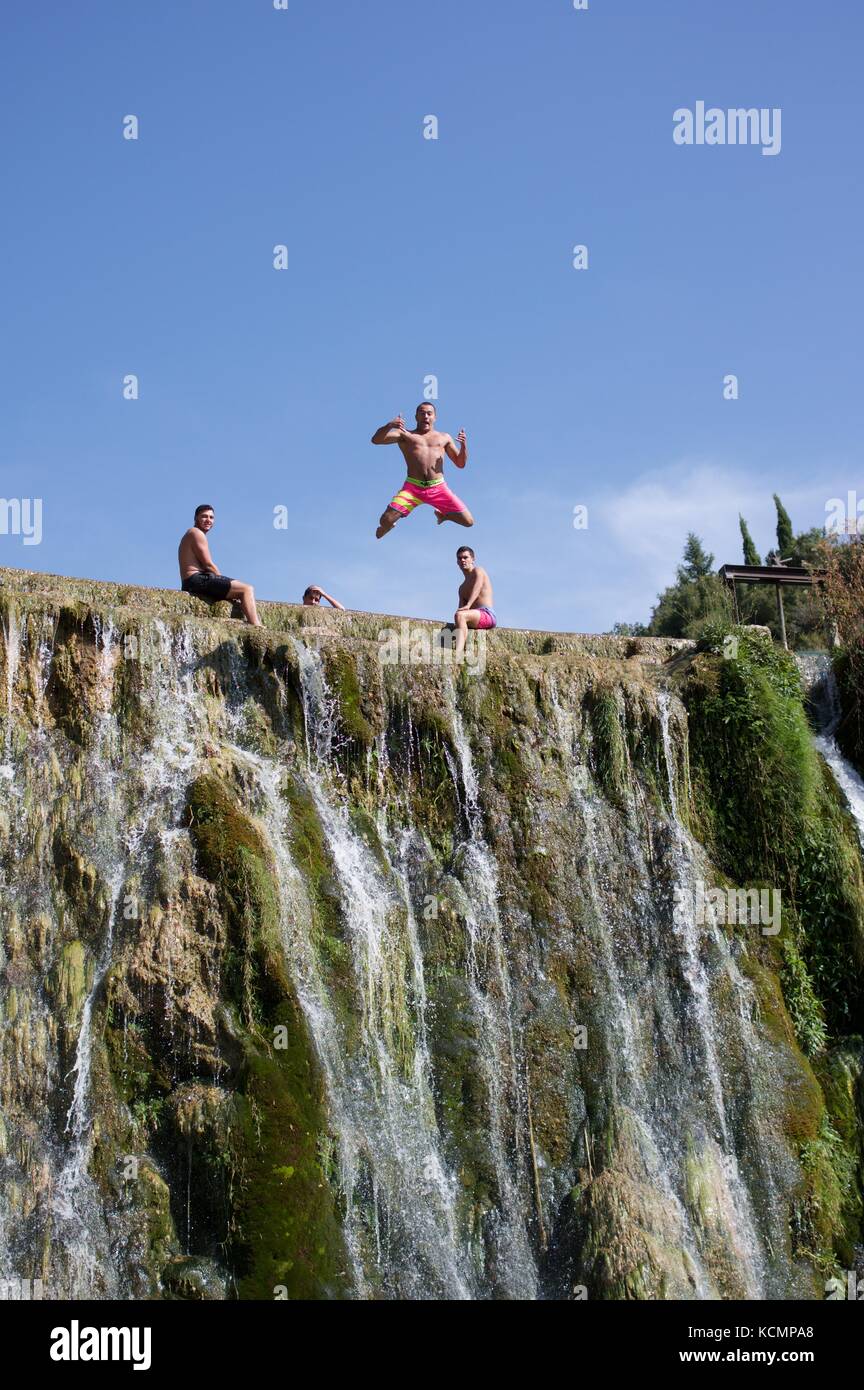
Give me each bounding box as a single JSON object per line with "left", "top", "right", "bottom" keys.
{"left": 453, "top": 546, "right": 496, "bottom": 656}
{"left": 371, "top": 403, "right": 474, "bottom": 539}
{"left": 178, "top": 505, "right": 262, "bottom": 626}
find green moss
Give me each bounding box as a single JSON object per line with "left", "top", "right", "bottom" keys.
{"left": 232, "top": 1029, "right": 348, "bottom": 1299}
{"left": 188, "top": 774, "right": 280, "bottom": 1025}
{"left": 322, "top": 648, "right": 375, "bottom": 746}
{"left": 186, "top": 772, "right": 349, "bottom": 1298}
{"left": 683, "top": 630, "right": 864, "bottom": 1039}
{"left": 793, "top": 1115, "right": 858, "bottom": 1274}
{"left": 279, "top": 775, "right": 359, "bottom": 1040}
{"left": 384, "top": 701, "right": 458, "bottom": 855}
{"left": 812, "top": 1042, "right": 864, "bottom": 1264}
{"left": 587, "top": 687, "right": 629, "bottom": 807}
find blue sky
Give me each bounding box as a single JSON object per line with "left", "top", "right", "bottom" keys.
{"left": 1, "top": 0, "right": 861, "bottom": 631}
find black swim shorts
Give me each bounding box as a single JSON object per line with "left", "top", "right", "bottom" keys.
{"left": 182, "top": 572, "right": 233, "bottom": 601}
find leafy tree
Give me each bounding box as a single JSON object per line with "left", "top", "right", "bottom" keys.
{"left": 739, "top": 514, "right": 762, "bottom": 566}
{"left": 774, "top": 494, "right": 795, "bottom": 557}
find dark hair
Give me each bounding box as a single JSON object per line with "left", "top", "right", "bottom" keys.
{"left": 303, "top": 586, "right": 315, "bottom": 599}
{"left": 415, "top": 402, "right": 436, "bottom": 414}
{"left": 457, "top": 546, "right": 475, "bottom": 558}
{"left": 194, "top": 504, "right": 214, "bottom": 520}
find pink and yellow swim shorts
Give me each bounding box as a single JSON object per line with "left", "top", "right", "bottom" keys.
{"left": 388, "top": 475, "right": 468, "bottom": 518}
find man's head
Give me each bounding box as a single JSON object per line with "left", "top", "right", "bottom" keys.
{"left": 415, "top": 403, "right": 436, "bottom": 432}
{"left": 194, "top": 505, "right": 215, "bottom": 533}
{"left": 457, "top": 546, "right": 475, "bottom": 573}
{"left": 303, "top": 586, "right": 322, "bottom": 606}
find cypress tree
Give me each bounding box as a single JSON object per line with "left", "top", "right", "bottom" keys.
{"left": 739, "top": 515, "right": 762, "bottom": 566}
{"left": 774, "top": 494, "right": 794, "bottom": 557}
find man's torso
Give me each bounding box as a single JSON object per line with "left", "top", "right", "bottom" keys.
{"left": 397, "top": 429, "right": 449, "bottom": 481}
{"left": 459, "top": 567, "right": 493, "bottom": 609}
{"left": 178, "top": 527, "right": 207, "bottom": 579}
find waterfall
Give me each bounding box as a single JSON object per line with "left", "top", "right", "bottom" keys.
{"left": 540, "top": 678, "right": 782, "bottom": 1296}
{"left": 797, "top": 652, "right": 864, "bottom": 850}
{"left": 656, "top": 692, "right": 772, "bottom": 1297}
{"left": 1, "top": 582, "right": 853, "bottom": 1301}
{"left": 442, "top": 686, "right": 539, "bottom": 1297}
{"left": 275, "top": 640, "right": 473, "bottom": 1298}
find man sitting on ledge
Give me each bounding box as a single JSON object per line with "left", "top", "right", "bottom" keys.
{"left": 453, "top": 545, "right": 496, "bottom": 657}
{"left": 178, "top": 504, "right": 262, "bottom": 626}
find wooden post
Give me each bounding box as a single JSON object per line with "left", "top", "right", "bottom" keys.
{"left": 776, "top": 583, "right": 787, "bottom": 649}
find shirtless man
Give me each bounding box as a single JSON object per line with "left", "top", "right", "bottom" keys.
{"left": 371, "top": 403, "right": 474, "bottom": 538}
{"left": 453, "top": 546, "right": 496, "bottom": 656}
{"left": 178, "top": 505, "right": 262, "bottom": 626}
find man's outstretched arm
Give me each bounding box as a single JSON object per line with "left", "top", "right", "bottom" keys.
{"left": 445, "top": 429, "right": 468, "bottom": 468}
{"left": 371, "top": 414, "right": 407, "bottom": 445}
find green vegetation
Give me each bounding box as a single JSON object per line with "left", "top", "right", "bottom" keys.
{"left": 680, "top": 627, "right": 864, "bottom": 1272}
{"left": 683, "top": 627, "right": 864, "bottom": 1038}
{"left": 587, "top": 686, "right": 629, "bottom": 807}
{"left": 186, "top": 774, "right": 349, "bottom": 1299}
{"left": 818, "top": 538, "right": 864, "bottom": 773}
{"left": 739, "top": 514, "right": 761, "bottom": 567}
{"left": 612, "top": 496, "right": 827, "bottom": 647}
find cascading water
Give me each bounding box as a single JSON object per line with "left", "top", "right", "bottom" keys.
{"left": 442, "top": 687, "right": 538, "bottom": 1298}
{"left": 656, "top": 692, "right": 773, "bottom": 1297}
{"left": 268, "top": 639, "right": 473, "bottom": 1298}
{"left": 1, "top": 577, "right": 857, "bottom": 1301}
{"left": 797, "top": 652, "right": 864, "bottom": 849}
{"left": 1, "top": 612, "right": 208, "bottom": 1296}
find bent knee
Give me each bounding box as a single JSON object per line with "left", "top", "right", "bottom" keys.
{"left": 462, "top": 513, "right": 474, "bottom": 526}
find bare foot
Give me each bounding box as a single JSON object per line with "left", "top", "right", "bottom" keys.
{"left": 376, "top": 524, "right": 387, "bottom": 539}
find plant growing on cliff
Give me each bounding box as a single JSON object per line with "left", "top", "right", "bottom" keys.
{"left": 816, "top": 536, "right": 864, "bottom": 771}
{"left": 684, "top": 627, "right": 864, "bottom": 1040}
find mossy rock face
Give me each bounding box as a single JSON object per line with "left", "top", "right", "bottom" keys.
{"left": 322, "top": 646, "right": 377, "bottom": 749}
{"left": 6, "top": 570, "right": 864, "bottom": 1300}
{"left": 42, "top": 608, "right": 112, "bottom": 746}
{"left": 569, "top": 1169, "right": 701, "bottom": 1300}
{"left": 47, "top": 939, "right": 90, "bottom": 1035}
{"left": 682, "top": 636, "right": 864, "bottom": 1036}
{"left": 586, "top": 686, "right": 629, "bottom": 808}
{"left": 162, "top": 1255, "right": 229, "bottom": 1301}
{"left": 811, "top": 1042, "right": 864, "bottom": 1264}
{"left": 185, "top": 770, "right": 350, "bottom": 1299}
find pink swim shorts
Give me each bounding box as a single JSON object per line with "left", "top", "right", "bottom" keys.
{"left": 473, "top": 606, "right": 497, "bottom": 630}
{"left": 388, "top": 476, "right": 468, "bottom": 518}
